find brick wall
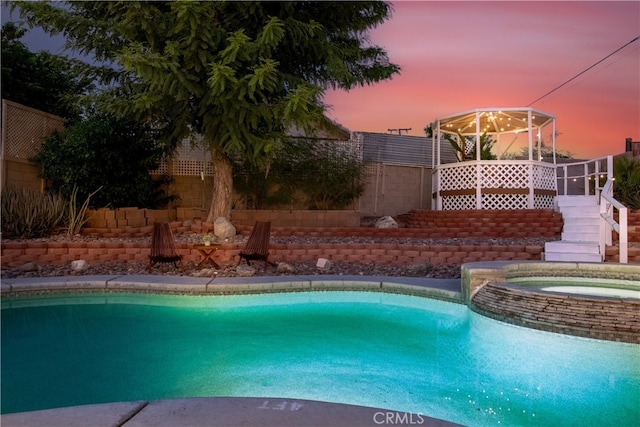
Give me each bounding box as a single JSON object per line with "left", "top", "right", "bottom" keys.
{"left": 408, "top": 208, "right": 563, "bottom": 238}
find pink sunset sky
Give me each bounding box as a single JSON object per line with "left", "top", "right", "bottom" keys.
{"left": 324, "top": 1, "right": 640, "bottom": 159}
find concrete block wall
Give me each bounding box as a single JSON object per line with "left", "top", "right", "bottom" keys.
{"left": 407, "top": 209, "right": 563, "bottom": 238}
{"left": 360, "top": 164, "right": 432, "bottom": 217}
{"left": 0, "top": 237, "right": 545, "bottom": 269}
{"left": 84, "top": 208, "right": 359, "bottom": 229}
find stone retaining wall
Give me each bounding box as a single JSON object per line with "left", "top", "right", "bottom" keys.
{"left": 0, "top": 239, "right": 544, "bottom": 268}
{"left": 471, "top": 282, "right": 640, "bottom": 344}
{"left": 84, "top": 207, "right": 361, "bottom": 229}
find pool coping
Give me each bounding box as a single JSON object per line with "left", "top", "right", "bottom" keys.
{"left": 0, "top": 274, "right": 463, "bottom": 303}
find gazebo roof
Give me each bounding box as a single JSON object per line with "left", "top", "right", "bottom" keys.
{"left": 436, "top": 107, "right": 555, "bottom": 136}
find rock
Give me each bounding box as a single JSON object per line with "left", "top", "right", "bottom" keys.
{"left": 183, "top": 220, "right": 193, "bottom": 228}
{"left": 316, "top": 257, "right": 331, "bottom": 272}
{"left": 277, "top": 262, "right": 297, "bottom": 274}
{"left": 236, "top": 264, "right": 255, "bottom": 277}
{"left": 191, "top": 268, "right": 215, "bottom": 277}
{"left": 214, "top": 217, "right": 236, "bottom": 239}
{"left": 19, "top": 262, "right": 39, "bottom": 272}
{"left": 70, "top": 260, "right": 89, "bottom": 271}
{"left": 374, "top": 216, "right": 398, "bottom": 228}
{"left": 406, "top": 263, "right": 433, "bottom": 276}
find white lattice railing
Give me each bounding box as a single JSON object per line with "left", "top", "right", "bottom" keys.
{"left": 432, "top": 160, "right": 557, "bottom": 210}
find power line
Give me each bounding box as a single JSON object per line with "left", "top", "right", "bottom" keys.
{"left": 527, "top": 35, "right": 639, "bottom": 106}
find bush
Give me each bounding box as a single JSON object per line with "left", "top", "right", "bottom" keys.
{"left": 233, "top": 138, "right": 367, "bottom": 210}
{"left": 1, "top": 187, "right": 67, "bottom": 238}
{"left": 614, "top": 156, "right": 640, "bottom": 210}
{"left": 32, "top": 111, "right": 177, "bottom": 209}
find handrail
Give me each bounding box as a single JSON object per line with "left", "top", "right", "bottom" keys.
{"left": 600, "top": 179, "right": 628, "bottom": 264}
{"left": 556, "top": 156, "right": 611, "bottom": 196}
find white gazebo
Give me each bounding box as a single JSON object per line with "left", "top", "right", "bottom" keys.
{"left": 432, "top": 107, "right": 558, "bottom": 210}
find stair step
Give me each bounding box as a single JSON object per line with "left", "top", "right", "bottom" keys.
{"left": 557, "top": 195, "right": 598, "bottom": 207}
{"left": 545, "top": 241, "right": 600, "bottom": 254}
{"left": 563, "top": 224, "right": 599, "bottom": 234}
{"left": 561, "top": 232, "right": 599, "bottom": 242}
{"left": 565, "top": 217, "right": 601, "bottom": 226}
{"left": 560, "top": 206, "right": 601, "bottom": 216}
{"left": 544, "top": 252, "right": 602, "bottom": 262}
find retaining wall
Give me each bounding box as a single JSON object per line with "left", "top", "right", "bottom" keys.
{"left": 0, "top": 237, "right": 544, "bottom": 268}
{"left": 463, "top": 261, "right": 640, "bottom": 343}
{"left": 84, "top": 207, "right": 360, "bottom": 229}
{"left": 471, "top": 282, "right": 640, "bottom": 343}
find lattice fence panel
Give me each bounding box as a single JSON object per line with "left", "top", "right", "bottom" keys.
{"left": 482, "top": 193, "right": 529, "bottom": 210}
{"left": 150, "top": 136, "right": 358, "bottom": 177}
{"left": 3, "top": 101, "right": 65, "bottom": 160}
{"left": 532, "top": 164, "right": 557, "bottom": 190}
{"left": 534, "top": 195, "right": 555, "bottom": 209}
{"left": 440, "top": 164, "right": 476, "bottom": 191}
{"left": 481, "top": 163, "right": 529, "bottom": 188}
{"left": 442, "top": 194, "right": 475, "bottom": 210}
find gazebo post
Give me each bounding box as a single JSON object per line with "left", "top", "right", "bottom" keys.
{"left": 475, "top": 111, "right": 482, "bottom": 209}
{"left": 528, "top": 110, "right": 535, "bottom": 208}
{"left": 552, "top": 120, "right": 557, "bottom": 165}
{"left": 527, "top": 110, "right": 533, "bottom": 161}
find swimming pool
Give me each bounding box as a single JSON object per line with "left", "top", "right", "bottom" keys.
{"left": 1, "top": 291, "right": 639, "bottom": 426}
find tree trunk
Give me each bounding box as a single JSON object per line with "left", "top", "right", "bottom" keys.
{"left": 207, "top": 146, "right": 233, "bottom": 223}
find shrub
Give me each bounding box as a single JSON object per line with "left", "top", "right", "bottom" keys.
{"left": 613, "top": 156, "right": 640, "bottom": 210}
{"left": 233, "top": 138, "right": 367, "bottom": 210}
{"left": 32, "top": 111, "right": 177, "bottom": 209}
{"left": 1, "top": 187, "right": 67, "bottom": 238}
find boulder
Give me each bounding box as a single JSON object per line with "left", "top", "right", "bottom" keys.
{"left": 19, "top": 262, "right": 39, "bottom": 272}
{"left": 70, "top": 260, "right": 89, "bottom": 271}
{"left": 406, "top": 263, "right": 433, "bottom": 276}
{"left": 277, "top": 262, "right": 297, "bottom": 274}
{"left": 214, "top": 217, "right": 236, "bottom": 239}
{"left": 236, "top": 264, "right": 255, "bottom": 277}
{"left": 316, "top": 257, "right": 332, "bottom": 272}
{"left": 374, "top": 216, "right": 398, "bottom": 228}
{"left": 191, "top": 268, "right": 216, "bottom": 277}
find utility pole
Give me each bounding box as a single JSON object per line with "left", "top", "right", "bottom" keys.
{"left": 387, "top": 128, "right": 411, "bottom": 135}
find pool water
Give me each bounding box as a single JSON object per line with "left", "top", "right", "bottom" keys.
{"left": 508, "top": 276, "right": 640, "bottom": 299}
{"left": 2, "top": 291, "right": 639, "bottom": 426}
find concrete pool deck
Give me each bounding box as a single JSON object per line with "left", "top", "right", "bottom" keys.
{"left": 1, "top": 397, "right": 462, "bottom": 427}
{"left": 1, "top": 274, "right": 462, "bottom": 427}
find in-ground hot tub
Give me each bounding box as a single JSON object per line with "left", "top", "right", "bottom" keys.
{"left": 462, "top": 261, "right": 640, "bottom": 343}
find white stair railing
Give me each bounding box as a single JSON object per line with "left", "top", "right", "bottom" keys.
{"left": 600, "top": 179, "right": 628, "bottom": 264}
{"left": 556, "top": 155, "right": 629, "bottom": 263}
{"left": 556, "top": 156, "right": 610, "bottom": 197}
